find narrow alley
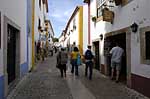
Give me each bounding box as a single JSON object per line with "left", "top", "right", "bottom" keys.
{"left": 1, "top": 0, "right": 150, "bottom": 99}
{"left": 7, "top": 54, "right": 149, "bottom": 99}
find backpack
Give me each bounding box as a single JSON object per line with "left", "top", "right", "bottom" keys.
{"left": 85, "top": 50, "right": 93, "bottom": 60}
{"left": 60, "top": 51, "right": 68, "bottom": 64}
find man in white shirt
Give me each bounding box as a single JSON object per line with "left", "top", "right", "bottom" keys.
{"left": 110, "top": 43, "right": 124, "bottom": 83}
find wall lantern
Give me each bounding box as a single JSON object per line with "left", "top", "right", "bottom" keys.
{"left": 100, "top": 34, "right": 103, "bottom": 40}
{"left": 131, "top": 22, "right": 138, "bottom": 33}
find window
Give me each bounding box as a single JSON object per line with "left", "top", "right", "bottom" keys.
{"left": 145, "top": 31, "right": 150, "bottom": 59}
{"left": 0, "top": 12, "right": 1, "bottom": 49}
{"left": 96, "top": 0, "right": 107, "bottom": 18}
{"left": 97, "top": 0, "right": 106, "bottom": 6}
{"left": 38, "top": 18, "right": 41, "bottom": 28}
{"left": 39, "top": 0, "right": 41, "bottom": 10}
{"left": 140, "top": 26, "right": 150, "bottom": 64}
{"left": 97, "top": 7, "right": 102, "bottom": 18}
{"left": 73, "top": 18, "right": 76, "bottom": 30}
{"left": 49, "top": 34, "right": 51, "bottom": 38}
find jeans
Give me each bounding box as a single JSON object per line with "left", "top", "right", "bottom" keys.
{"left": 85, "top": 61, "right": 93, "bottom": 80}
{"left": 71, "top": 59, "right": 78, "bottom": 76}
{"left": 59, "top": 64, "right": 66, "bottom": 77}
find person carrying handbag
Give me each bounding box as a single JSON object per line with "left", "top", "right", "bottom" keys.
{"left": 70, "top": 47, "right": 80, "bottom": 76}
{"left": 56, "top": 47, "right": 68, "bottom": 78}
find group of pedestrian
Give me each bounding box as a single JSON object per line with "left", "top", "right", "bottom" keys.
{"left": 36, "top": 40, "right": 47, "bottom": 61}
{"left": 36, "top": 40, "right": 59, "bottom": 62}
{"left": 56, "top": 42, "right": 124, "bottom": 83}
{"left": 56, "top": 45, "right": 95, "bottom": 80}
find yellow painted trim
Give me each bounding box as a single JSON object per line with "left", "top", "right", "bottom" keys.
{"left": 31, "top": 0, "right": 35, "bottom": 69}
{"left": 78, "top": 6, "right": 83, "bottom": 55}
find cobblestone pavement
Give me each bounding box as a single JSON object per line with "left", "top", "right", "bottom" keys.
{"left": 78, "top": 65, "right": 149, "bottom": 99}
{"left": 7, "top": 54, "right": 150, "bottom": 99}
{"left": 7, "top": 54, "right": 73, "bottom": 99}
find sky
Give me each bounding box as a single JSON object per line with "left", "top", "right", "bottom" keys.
{"left": 48, "top": 0, "right": 84, "bottom": 38}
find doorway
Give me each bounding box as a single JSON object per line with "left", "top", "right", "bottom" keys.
{"left": 93, "top": 41, "right": 100, "bottom": 70}
{"left": 106, "top": 33, "right": 127, "bottom": 83}
{"left": 3, "top": 16, "right": 21, "bottom": 96}
{"left": 7, "top": 24, "right": 19, "bottom": 84}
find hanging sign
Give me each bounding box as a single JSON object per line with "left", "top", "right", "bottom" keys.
{"left": 102, "top": 8, "right": 114, "bottom": 23}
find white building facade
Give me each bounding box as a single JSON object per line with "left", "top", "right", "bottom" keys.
{"left": 63, "top": 6, "right": 89, "bottom": 55}
{"left": 86, "top": 0, "right": 150, "bottom": 97}
{"left": 27, "top": 0, "right": 49, "bottom": 70}
{"left": 0, "top": 0, "right": 27, "bottom": 98}
{"left": 45, "top": 20, "right": 54, "bottom": 45}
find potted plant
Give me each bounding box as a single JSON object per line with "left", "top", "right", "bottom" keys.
{"left": 92, "top": 16, "right": 97, "bottom": 22}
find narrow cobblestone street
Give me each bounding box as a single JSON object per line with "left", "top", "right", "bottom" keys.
{"left": 7, "top": 54, "right": 149, "bottom": 99}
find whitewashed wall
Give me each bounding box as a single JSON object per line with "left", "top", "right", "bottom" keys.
{"left": 130, "top": 0, "right": 150, "bottom": 78}
{"left": 34, "top": 0, "right": 45, "bottom": 41}
{"left": 76, "top": 12, "right": 79, "bottom": 46}
{"left": 90, "top": 0, "right": 150, "bottom": 78}
{"left": 83, "top": 5, "right": 88, "bottom": 53}
{"left": 59, "top": 35, "right": 64, "bottom": 47}
{"left": 69, "top": 21, "right": 74, "bottom": 45}
{"left": 69, "top": 13, "right": 79, "bottom": 46}
{"left": 27, "top": 0, "right": 33, "bottom": 70}
{"left": 48, "top": 22, "right": 54, "bottom": 44}
{"left": 0, "top": 0, "right": 27, "bottom": 76}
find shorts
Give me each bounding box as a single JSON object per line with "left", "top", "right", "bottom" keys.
{"left": 111, "top": 61, "right": 121, "bottom": 71}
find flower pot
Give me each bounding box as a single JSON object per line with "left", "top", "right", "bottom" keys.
{"left": 92, "top": 17, "right": 96, "bottom": 22}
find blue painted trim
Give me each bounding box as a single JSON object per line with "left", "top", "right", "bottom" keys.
{"left": 0, "top": 75, "right": 4, "bottom": 99}
{"left": 20, "top": 62, "right": 28, "bottom": 77}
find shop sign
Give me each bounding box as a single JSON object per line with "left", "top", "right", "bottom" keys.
{"left": 102, "top": 8, "right": 114, "bottom": 23}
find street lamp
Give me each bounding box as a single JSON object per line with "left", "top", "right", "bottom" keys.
{"left": 99, "top": 34, "right": 103, "bottom": 41}
{"left": 131, "top": 22, "right": 138, "bottom": 33}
